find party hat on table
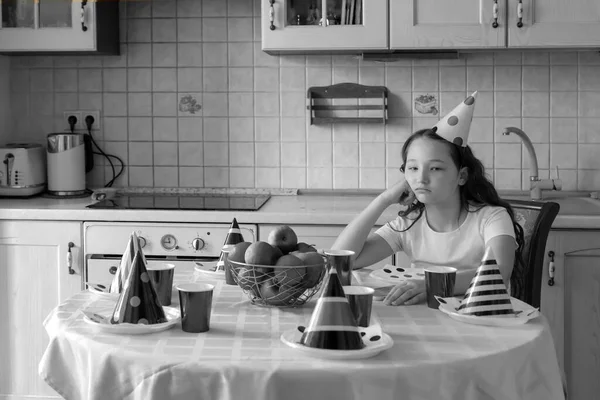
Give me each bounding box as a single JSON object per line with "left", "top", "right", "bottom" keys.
{"left": 216, "top": 218, "right": 245, "bottom": 272}
{"left": 300, "top": 266, "right": 364, "bottom": 350}
{"left": 432, "top": 91, "right": 478, "bottom": 147}
{"left": 109, "top": 231, "right": 147, "bottom": 293}
{"left": 457, "top": 247, "right": 515, "bottom": 317}
{"left": 110, "top": 251, "right": 167, "bottom": 325}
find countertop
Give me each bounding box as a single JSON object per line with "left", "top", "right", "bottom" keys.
{"left": 0, "top": 191, "right": 599, "bottom": 229}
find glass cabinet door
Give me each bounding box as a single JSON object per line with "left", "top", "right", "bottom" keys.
{"left": 2, "top": 0, "right": 34, "bottom": 28}
{"left": 39, "top": 0, "right": 72, "bottom": 28}
{"left": 263, "top": 0, "right": 387, "bottom": 51}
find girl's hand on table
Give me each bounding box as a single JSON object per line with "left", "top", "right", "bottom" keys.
{"left": 383, "top": 280, "right": 426, "bottom": 306}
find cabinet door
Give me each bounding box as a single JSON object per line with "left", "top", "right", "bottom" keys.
{"left": 0, "top": 0, "right": 96, "bottom": 51}
{"left": 262, "top": 0, "right": 388, "bottom": 52}
{"left": 390, "top": 0, "right": 505, "bottom": 49}
{"left": 0, "top": 220, "right": 82, "bottom": 399}
{"left": 508, "top": 0, "right": 600, "bottom": 47}
{"left": 259, "top": 224, "right": 392, "bottom": 270}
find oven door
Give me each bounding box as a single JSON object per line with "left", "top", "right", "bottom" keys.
{"left": 85, "top": 255, "right": 216, "bottom": 292}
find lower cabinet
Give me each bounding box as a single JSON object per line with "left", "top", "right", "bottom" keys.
{"left": 0, "top": 220, "right": 83, "bottom": 400}
{"left": 258, "top": 224, "right": 393, "bottom": 270}
{"left": 541, "top": 229, "right": 600, "bottom": 400}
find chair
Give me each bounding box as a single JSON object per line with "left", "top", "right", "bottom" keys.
{"left": 507, "top": 199, "right": 560, "bottom": 309}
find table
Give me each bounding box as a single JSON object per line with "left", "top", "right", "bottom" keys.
{"left": 40, "top": 272, "right": 565, "bottom": 400}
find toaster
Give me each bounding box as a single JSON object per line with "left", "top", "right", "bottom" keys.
{"left": 0, "top": 143, "right": 47, "bottom": 197}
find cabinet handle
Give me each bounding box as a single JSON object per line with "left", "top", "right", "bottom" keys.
{"left": 269, "top": 0, "right": 276, "bottom": 31}
{"left": 67, "top": 242, "right": 75, "bottom": 275}
{"left": 516, "top": 0, "right": 523, "bottom": 28}
{"left": 547, "top": 250, "right": 555, "bottom": 286}
{"left": 81, "top": 0, "right": 88, "bottom": 32}
{"left": 492, "top": 0, "right": 499, "bottom": 28}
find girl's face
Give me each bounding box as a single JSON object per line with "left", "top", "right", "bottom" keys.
{"left": 404, "top": 137, "right": 465, "bottom": 205}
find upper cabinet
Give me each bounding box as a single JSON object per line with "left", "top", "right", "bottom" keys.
{"left": 507, "top": 0, "right": 600, "bottom": 48}
{"left": 0, "top": 0, "right": 119, "bottom": 53}
{"left": 261, "top": 0, "right": 388, "bottom": 53}
{"left": 391, "top": 0, "right": 504, "bottom": 49}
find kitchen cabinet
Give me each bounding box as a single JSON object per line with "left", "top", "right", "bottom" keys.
{"left": 392, "top": 0, "right": 600, "bottom": 49}
{"left": 541, "top": 229, "right": 600, "bottom": 400}
{"left": 261, "top": 0, "right": 388, "bottom": 52}
{"left": 259, "top": 224, "right": 393, "bottom": 270}
{"left": 0, "top": 220, "right": 82, "bottom": 399}
{"left": 0, "top": 0, "right": 119, "bottom": 53}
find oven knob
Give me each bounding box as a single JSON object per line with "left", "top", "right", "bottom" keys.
{"left": 192, "top": 238, "right": 205, "bottom": 251}
{"left": 138, "top": 236, "right": 147, "bottom": 248}
{"left": 109, "top": 266, "right": 117, "bottom": 275}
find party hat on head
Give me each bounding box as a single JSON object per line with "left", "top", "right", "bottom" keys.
{"left": 457, "top": 247, "right": 515, "bottom": 317}
{"left": 109, "top": 232, "right": 147, "bottom": 294}
{"left": 300, "top": 266, "right": 364, "bottom": 350}
{"left": 432, "top": 91, "right": 478, "bottom": 147}
{"left": 216, "top": 218, "right": 245, "bottom": 272}
{"left": 110, "top": 251, "right": 167, "bottom": 325}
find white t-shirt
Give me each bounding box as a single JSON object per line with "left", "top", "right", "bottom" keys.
{"left": 374, "top": 205, "right": 516, "bottom": 271}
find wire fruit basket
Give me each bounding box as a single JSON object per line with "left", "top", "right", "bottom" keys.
{"left": 228, "top": 257, "right": 327, "bottom": 307}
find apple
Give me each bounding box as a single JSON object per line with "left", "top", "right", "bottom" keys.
{"left": 267, "top": 225, "right": 298, "bottom": 254}
{"left": 237, "top": 267, "right": 265, "bottom": 298}
{"left": 295, "top": 252, "right": 326, "bottom": 288}
{"left": 273, "top": 254, "right": 306, "bottom": 287}
{"left": 228, "top": 241, "right": 252, "bottom": 273}
{"left": 259, "top": 279, "right": 305, "bottom": 306}
{"left": 245, "top": 241, "right": 282, "bottom": 266}
{"left": 295, "top": 242, "right": 317, "bottom": 253}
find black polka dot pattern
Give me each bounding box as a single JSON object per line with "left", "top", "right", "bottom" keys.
{"left": 447, "top": 116, "right": 459, "bottom": 126}
{"left": 464, "top": 96, "right": 475, "bottom": 105}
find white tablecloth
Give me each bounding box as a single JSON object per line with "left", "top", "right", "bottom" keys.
{"left": 40, "top": 271, "right": 565, "bottom": 400}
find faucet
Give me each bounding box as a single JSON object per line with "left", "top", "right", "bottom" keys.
{"left": 502, "top": 127, "right": 562, "bottom": 200}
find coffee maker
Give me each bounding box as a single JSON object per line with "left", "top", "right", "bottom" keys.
{"left": 46, "top": 133, "right": 94, "bottom": 196}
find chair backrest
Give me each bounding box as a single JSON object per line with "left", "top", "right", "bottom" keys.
{"left": 508, "top": 200, "right": 560, "bottom": 308}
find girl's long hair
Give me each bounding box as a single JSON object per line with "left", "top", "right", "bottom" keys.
{"left": 396, "top": 129, "right": 525, "bottom": 292}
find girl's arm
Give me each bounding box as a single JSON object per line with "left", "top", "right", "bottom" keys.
{"left": 331, "top": 180, "right": 415, "bottom": 269}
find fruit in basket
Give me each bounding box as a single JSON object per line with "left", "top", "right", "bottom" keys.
{"left": 245, "top": 241, "right": 283, "bottom": 272}
{"left": 273, "top": 254, "right": 306, "bottom": 287}
{"left": 295, "top": 252, "right": 326, "bottom": 288}
{"left": 267, "top": 225, "right": 298, "bottom": 254}
{"left": 259, "top": 278, "right": 306, "bottom": 306}
{"left": 236, "top": 267, "right": 266, "bottom": 297}
{"left": 294, "top": 242, "right": 317, "bottom": 253}
{"left": 229, "top": 241, "right": 251, "bottom": 264}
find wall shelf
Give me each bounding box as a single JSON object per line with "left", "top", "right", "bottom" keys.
{"left": 307, "top": 83, "right": 388, "bottom": 125}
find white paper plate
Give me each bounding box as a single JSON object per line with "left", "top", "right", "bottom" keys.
{"left": 194, "top": 261, "right": 225, "bottom": 280}
{"left": 280, "top": 322, "right": 393, "bottom": 360}
{"left": 370, "top": 266, "right": 425, "bottom": 283}
{"left": 82, "top": 306, "right": 180, "bottom": 334}
{"left": 435, "top": 296, "right": 540, "bottom": 327}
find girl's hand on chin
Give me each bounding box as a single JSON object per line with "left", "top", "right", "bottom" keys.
{"left": 381, "top": 180, "right": 416, "bottom": 207}
{"left": 383, "top": 280, "right": 426, "bottom": 306}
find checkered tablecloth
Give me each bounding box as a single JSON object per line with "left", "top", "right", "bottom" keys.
{"left": 39, "top": 270, "right": 565, "bottom": 400}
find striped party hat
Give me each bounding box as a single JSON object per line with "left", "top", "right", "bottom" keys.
{"left": 109, "top": 232, "right": 147, "bottom": 293}
{"left": 457, "top": 247, "right": 515, "bottom": 317}
{"left": 300, "top": 266, "right": 364, "bottom": 350}
{"left": 110, "top": 251, "right": 167, "bottom": 325}
{"left": 216, "top": 218, "right": 245, "bottom": 272}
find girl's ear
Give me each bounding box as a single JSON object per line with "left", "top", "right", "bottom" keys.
{"left": 458, "top": 167, "right": 469, "bottom": 185}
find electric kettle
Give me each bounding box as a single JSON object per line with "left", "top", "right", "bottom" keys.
{"left": 47, "top": 133, "right": 94, "bottom": 196}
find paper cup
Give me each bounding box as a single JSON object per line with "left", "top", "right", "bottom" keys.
{"left": 342, "top": 286, "right": 374, "bottom": 327}
{"left": 146, "top": 263, "right": 175, "bottom": 306}
{"left": 176, "top": 283, "right": 214, "bottom": 333}
{"left": 424, "top": 266, "right": 457, "bottom": 309}
{"left": 324, "top": 250, "right": 355, "bottom": 286}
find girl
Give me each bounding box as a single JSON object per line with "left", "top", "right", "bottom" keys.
{"left": 332, "top": 128, "right": 524, "bottom": 306}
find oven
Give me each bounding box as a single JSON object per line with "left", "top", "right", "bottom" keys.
{"left": 83, "top": 221, "right": 257, "bottom": 291}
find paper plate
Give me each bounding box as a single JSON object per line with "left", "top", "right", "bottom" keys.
{"left": 280, "top": 322, "right": 393, "bottom": 360}
{"left": 82, "top": 306, "right": 180, "bottom": 334}
{"left": 435, "top": 296, "right": 540, "bottom": 327}
{"left": 193, "top": 261, "right": 225, "bottom": 280}
{"left": 370, "top": 266, "right": 425, "bottom": 284}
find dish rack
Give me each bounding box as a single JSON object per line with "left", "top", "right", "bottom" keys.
{"left": 306, "top": 83, "right": 388, "bottom": 125}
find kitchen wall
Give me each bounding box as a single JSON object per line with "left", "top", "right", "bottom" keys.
{"left": 4, "top": 0, "right": 600, "bottom": 191}
{"left": 0, "top": 56, "right": 9, "bottom": 139}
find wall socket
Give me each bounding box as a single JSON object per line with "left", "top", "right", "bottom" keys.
{"left": 63, "top": 110, "right": 101, "bottom": 131}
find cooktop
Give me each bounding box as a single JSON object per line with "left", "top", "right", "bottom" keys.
{"left": 86, "top": 194, "right": 271, "bottom": 211}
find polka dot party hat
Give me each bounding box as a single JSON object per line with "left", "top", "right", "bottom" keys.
{"left": 109, "top": 231, "right": 147, "bottom": 294}
{"left": 457, "top": 247, "right": 515, "bottom": 317}
{"left": 432, "top": 91, "right": 478, "bottom": 147}
{"left": 300, "top": 266, "right": 365, "bottom": 350}
{"left": 110, "top": 251, "right": 167, "bottom": 325}
{"left": 216, "top": 218, "right": 245, "bottom": 272}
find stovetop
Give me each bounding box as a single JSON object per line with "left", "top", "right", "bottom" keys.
{"left": 86, "top": 193, "right": 271, "bottom": 211}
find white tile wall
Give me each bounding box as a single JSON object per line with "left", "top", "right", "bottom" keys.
{"left": 3, "top": 0, "right": 600, "bottom": 191}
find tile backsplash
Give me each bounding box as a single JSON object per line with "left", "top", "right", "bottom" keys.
{"left": 3, "top": 0, "right": 600, "bottom": 191}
